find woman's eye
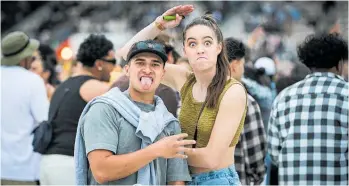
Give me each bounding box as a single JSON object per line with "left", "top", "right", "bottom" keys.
{"left": 204, "top": 41, "right": 211, "bottom": 46}
{"left": 189, "top": 42, "right": 196, "bottom": 47}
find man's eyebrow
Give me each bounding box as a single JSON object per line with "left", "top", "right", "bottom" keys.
{"left": 134, "top": 58, "right": 146, "bottom": 62}
{"left": 151, "top": 59, "right": 161, "bottom": 63}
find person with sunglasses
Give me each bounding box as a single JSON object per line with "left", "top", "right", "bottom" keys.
{"left": 1, "top": 32, "right": 49, "bottom": 185}
{"left": 39, "top": 34, "right": 117, "bottom": 185}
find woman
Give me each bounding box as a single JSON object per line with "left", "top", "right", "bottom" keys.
{"left": 30, "top": 44, "right": 60, "bottom": 100}
{"left": 153, "top": 13, "right": 248, "bottom": 185}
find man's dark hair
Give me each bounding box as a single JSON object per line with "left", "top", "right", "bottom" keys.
{"left": 224, "top": 37, "right": 246, "bottom": 62}
{"left": 297, "top": 33, "right": 348, "bottom": 69}
{"left": 77, "top": 34, "right": 114, "bottom": 67}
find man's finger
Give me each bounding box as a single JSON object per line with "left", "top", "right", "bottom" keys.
{"left": 174, "top": 153, "right": 188, "bottom": 159}
{"left": 174, "top": 133, "right": 188, "bottom": 139}
{"left": 177, "top": 147, "right": 194, "bottom": 153}
{"left": 177, "top": 140, "right": 196, "bottom": 146}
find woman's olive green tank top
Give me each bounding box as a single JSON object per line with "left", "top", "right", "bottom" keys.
{"left": 179, "top": 74, "right": 247, "bottom": 148}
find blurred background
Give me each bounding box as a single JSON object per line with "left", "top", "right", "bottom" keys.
{"left": 1, "top": 1, "right": 348, "bottom": 81}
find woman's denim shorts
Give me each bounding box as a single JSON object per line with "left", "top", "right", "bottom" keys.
{"left": 186, "top": 165, "right": 240, "bottom": 185}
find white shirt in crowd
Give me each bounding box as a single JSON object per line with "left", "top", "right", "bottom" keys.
{"left": 1, "top": 66, "right": 49, "bottom": 181}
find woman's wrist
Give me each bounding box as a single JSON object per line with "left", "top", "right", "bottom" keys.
{"left": 153, "top": 16, "right": 166, "bottom": 31}
{"left": 154, "top": 21, "right": 166, "bottom": 31}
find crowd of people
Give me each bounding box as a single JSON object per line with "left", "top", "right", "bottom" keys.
{"left": 1, "top": 4, "right": 348, "bottom": 186}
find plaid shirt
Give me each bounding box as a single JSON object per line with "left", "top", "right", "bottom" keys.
{"left": 268, "top": 72, "right": 348, "bottom": 185}
{"left": 235, "top": 94, "right": 267, "bottom": 185}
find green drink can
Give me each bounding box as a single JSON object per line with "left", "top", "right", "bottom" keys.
{"left": 163, "top": 15, "right": 176, "bottom": 21}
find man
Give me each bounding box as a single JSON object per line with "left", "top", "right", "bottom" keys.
{"left": 225, "top": 37, "right": 267, "bottom": 185}
{"left": 268, "top": 33, "right": 348, "bottom": 185}
{"left": 1, "top": 31, "right": 49, "bottom": 185}
{"left": 76, "top": 40, "right": 194, "bottom": 185}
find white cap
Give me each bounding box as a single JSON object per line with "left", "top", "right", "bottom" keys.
{"left": 254, "top": 57, "right": 276, "bottom": 76}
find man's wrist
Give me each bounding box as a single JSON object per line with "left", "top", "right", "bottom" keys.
{"left": 147, "top": 143, "right": 161, "bottom": 158}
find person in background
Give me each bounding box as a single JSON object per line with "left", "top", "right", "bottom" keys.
{"left": 30, "top": 44, "right": 60, "bottom": 100}
{"left": 225, "top": 37, "right": 267, "bottom": 185}
{"left": 268, "top": 33, "right": 348, "bottom": 185}
{"left": 254, "top": 56, "right": 277, "bottom": 99}
{"left": 243, "top": 65, "right": 273, "bottom": 131}
{"left": 1, "top": 31, "right": 49, "bottom": 185}
{"left": 40, "top": 34, "right": 116, "bottom": 185}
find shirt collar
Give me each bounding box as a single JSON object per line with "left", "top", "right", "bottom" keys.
{"left": 305, "top": 72, "right": 345, "bottom": 81}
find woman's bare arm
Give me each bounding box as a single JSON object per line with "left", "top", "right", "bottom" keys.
{"left": 162, "top": 63, "right": 192, "bottom": 91}
{"left": 116, "top": 5, "right": 194, "bottom": 60}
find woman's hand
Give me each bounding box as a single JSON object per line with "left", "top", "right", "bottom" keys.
{"left": 154, "top": 5, "right": 194, "bottom": 30}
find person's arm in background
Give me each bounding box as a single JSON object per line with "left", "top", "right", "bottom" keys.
{"left": 243, "top": 95, "right": 267, "bottom": 185}
{"left": 30, "top": 75, "right": 49, "bottom": 124}
{"left": 247, "top": 26, "right": 265, "bottom": 49}
{"left": 116, "top": 5, "right": 194, "bottom": 61}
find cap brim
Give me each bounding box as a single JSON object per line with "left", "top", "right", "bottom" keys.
{"left": 127, "top": 48, "right": 168, "bottom": 63}
{"left": 1, "top": 39, "right": 39, "bottom": 66}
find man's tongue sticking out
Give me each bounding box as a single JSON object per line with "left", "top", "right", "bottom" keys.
{"left": 140, "top": 77, "right": 152, "bottom": 90}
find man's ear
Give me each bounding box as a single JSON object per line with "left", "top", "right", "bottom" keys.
{"left": 161, "top": 66, "right": 166, "bottom": 79}
{"left": 94, "top": 60, "right": 103, "bottom": 70}
{"left": 124, "top": 65, "right": 130, "bottom": 77}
